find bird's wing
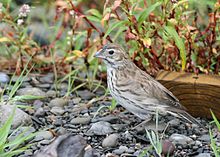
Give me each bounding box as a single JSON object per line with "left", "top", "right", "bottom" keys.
{"left": 136, "top": 70, "right": 186, "bottom": 110}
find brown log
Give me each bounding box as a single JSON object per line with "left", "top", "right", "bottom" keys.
{"left": 156, "top": 70, "right": 220, "bottom": 119}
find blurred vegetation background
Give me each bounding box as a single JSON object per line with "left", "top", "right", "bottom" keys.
{"left": 0, "top": 0, "right": 219, "bottom": 79}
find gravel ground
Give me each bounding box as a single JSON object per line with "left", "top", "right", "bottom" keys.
{"left": 0, "top": 72, "right": 219, "bottom": 157}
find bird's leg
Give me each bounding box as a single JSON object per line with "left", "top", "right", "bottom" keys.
{"left": 131, "top": 117, "right": 152, "bottom": 130}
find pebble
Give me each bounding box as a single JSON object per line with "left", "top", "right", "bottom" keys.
{"left": 199, "top": 134, "right": 210, "bottom": 142}
{"left": 35, "top": 131, "right": 54, "bottom": 141}
{"left": 48, "top": 98, "right": 68, "bottom": 108}
{"left": 113, "top": 146, "right": 128, "bottom": 155}
{"left": 51, "top": 106, "right": 65, "bottom": 115}
{"left": 70, "top": 116, "right": 91, "bottom": 125}
{"left": 0, "top": 104, "right": 32, "bottom": 129}
{"left": 87, "top": 121, "right": 114, "bottom": 135}
{"left": 144, "top": 121, "right": 166, "bottom": 132}
{"left": 39, "top": 73, "right": 54, "bottom": 83}
{"left": 162, "top": 140, "right": 175, "bottom": 156}
{"left": 35, "top": 134, "right": 87, "bottom": 157}
{"left": 34, "top": 107, "right": 45, "bottom": 117}
{"left": 102, "top": 133, "right": 119, "bottom": 148}
{"left": 77, "top": 90, "right": 95, "bottom": 100}
{"left": 92, "top": 115, "right": 119, "bottom": 123}
{"left": 45, "top": 90, "right": 57, "bottom": 98}
{"left": 0, "top": 72, "right": 10, "bottom": 83}
{"left": 169, "top": 134, "right": 194, "bottom": 146}
{"left": 71, "top": 97, "right": 81, "bottom": 104}
{"left": 17, "top": 87, "right": 46, "bottom": 97}
{"left": 195, "top": 153, "right": 211, "bottom": 157}
{"left": 8, "top": 126, "right": 36, "bottom": 142}
{"left": 168, "top": 119, "right": 180, "bottom": 126}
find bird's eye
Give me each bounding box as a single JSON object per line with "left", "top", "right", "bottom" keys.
{"left": 108, "top": 50, "right": 114, "bottom": 55}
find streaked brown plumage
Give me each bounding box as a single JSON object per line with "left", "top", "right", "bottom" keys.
{"left": 94, "top": 43, "right": 203, "bottom": 127}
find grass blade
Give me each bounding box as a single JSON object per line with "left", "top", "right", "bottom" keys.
{"left": 164, "top": 26, "right": 186, "bottom": 70}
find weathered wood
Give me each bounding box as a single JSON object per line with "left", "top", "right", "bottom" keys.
{"left": 156, "top": 70, "right": 220, "bottom": 119}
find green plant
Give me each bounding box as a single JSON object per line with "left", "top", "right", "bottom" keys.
{"left": 0, "top": 106, "right": 36, "bottom": 157}
{"left": 209, "top": 110, "right": 220, "bottom": 157}
{"left": 145, "top": 110, "right": 162, "bottom": 156}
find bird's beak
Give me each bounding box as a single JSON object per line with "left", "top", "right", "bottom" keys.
{"left": 94, "top": 49, "right": 105, "bottom": 59}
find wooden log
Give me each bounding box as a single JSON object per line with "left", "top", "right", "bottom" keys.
{"left": 156, "top": 70, "right": 220, "bottom": 119}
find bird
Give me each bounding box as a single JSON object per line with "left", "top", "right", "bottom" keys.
{"left": 94, "top": 43, "right": 203, "bottom": 128}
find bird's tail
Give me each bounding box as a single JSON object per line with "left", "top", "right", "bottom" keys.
{"left": 167, "top": 109, "right": 205, "bottom": 129}
{"left": 177, "top": 111, "right": 205, "bottom": 129}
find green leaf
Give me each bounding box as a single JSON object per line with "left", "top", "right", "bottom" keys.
{"left": 104, "top": 20, "right": 128, "bottom": 38}
{"left": 164, "top": 26, "right": 186, "bottom": 70}
{"left": 12, "top": 95, "right": 45, "bottom": 102}
{"left": 210, "top": 110, "right": 220, "bottom": 131}
{"left": 0, "top": 106, "right": 15, "bottom": 152}
{"left": 86, "top": 9, "right": 102, "bottom": 19}
{"left": 137, "top": 2, "right": 162, "bottom": 25}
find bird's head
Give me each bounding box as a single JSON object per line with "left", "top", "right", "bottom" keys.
{"left": 94, "top": 43, "right": 130, "bottom": 68}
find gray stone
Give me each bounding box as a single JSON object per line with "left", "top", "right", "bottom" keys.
{"left": 169, "top": 134, "right": 193, "bottom": 146}
{"left": 87, "top": 121, "right": 114, "bottom": 135}
{"left": 113, "top": 146, "right": 128, "bottom": 155}
{"left": 70, "top": 116, "right": 91, "bottom": 125}
{"left": 195, "top": 153, "right": 211, "bottom": 157}
{"left": 92, "top": 115, "right": 119, "bottom": 123}
{"left": 34, "top": 107, "right": 45, "bottom": 117}
{"left": 34, "top": 134, "right": 87, "bottom": 157}
{"left": 48, "top": 98, "right": 68, "bottom": 108}
{"left": 8, "top": 126, "right": 35, "bottom": 142}
{"left": 35, "top": 131, "right": 54, "bottom": 141}
{"left": 77, "top": 90, "right": 95, "bottom": 100}
{"left": 102, "top": 133, "right": 119, "bottom": 148}
{"left": 46, "top": 90, "right": 57, "bottom": 98}
{"left": 17, "top": 87, "right": 46, "bottom": 97}
{"left": 51, "top": 107, "right": 65, "bottom": 115}
{"left": 39, "top": 73, "right": 54, "bottom": 83}
{"left": 0, "top": 72, "right": 10, "bottom": 83}
{"left": 144, "top": 121, "right": 166, "bottom": 132}
{"left": 0, "top": 104, "right": 32, "bottom": 129}
{"left": 168, "top": 119, "right": 180, "bottom": 126}
{"left": 199, "top": 134, "right": 210, "bottom": 142}
{"left": 71, "top": 97, "right": 81, "bottom": 104}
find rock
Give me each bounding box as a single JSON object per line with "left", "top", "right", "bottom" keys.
{"left": 17, "top": 87, "right": 46, "bottom": 97}
{"left": 51, "top": 107, "right": 65, "bottom": 115}
{"left": 169, "top": 134, "right": 193, "bottom": 146}
{"left": 92, "top": 115, "right": 119, "bottom": 123}
{"left": 33, "top": 100, "right": 44, "bottom": 109}
{"left": 144, "top": 121, "right": 166, "bottom": 132}
{"left": 34, "top": 134, "right": 87, "bottom": 157}
{"left": 199, "top": 134, "right": 210, "bottom": 142}
{"left": 84, "top": 145, "right": 100, "bottom": 157}
{"left": 8, "top": 126, "right": 35, "bottom": 142}
{"left": 0, "top": 104, "right": 32, "bottom": 129}
{"left": 48, "top": 98, "right": 68, "bottom": 108}
{"left": 77, "top": 90, "right": 95, "bottom": 100}
{"left": 46, "top": 90, "right": 57, "bottom": 98}
{"left": 102, "top": 133, "right": 119, "bottom": 148}
{"left": 39, "top": 73, "right": 54, "bottom": 83}
{"left": 195, "top": 153, "right": 211, "bottom": 157}
{"left": 168, "top": 119, "right": 180, "bottom": 126}
{"left": 71, "top": 97, "right": 81, "bottom": 104}
{"left": 35, "top": 131, "right": 54, "bottom": 141}
{"left": 34, "top": 107, "right": 45, "bottom": 117}
{"left": 87, "top": 121, "right": 114, "bottom": 136}
{"left": 70, "top": 116, "right": 91, "bottom": 125}
{"left": 162, "top": 140, "right": 175, "bottom": 156}
{"left": 113, "top": 146, "right": 128, "bottom": 155}
{"left": 56, "top": 127, "right": 68, "bottom": 135}
{"left": 0, "top": 72, "right": 10, "bottom": 83}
